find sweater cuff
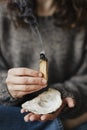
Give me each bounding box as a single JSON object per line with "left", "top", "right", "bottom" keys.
{"left": 50, "top": 82, "right": 82, "bottom": 119}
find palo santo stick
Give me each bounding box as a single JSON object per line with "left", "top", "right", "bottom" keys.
{"left": 40, "top": 51, "right": 48, "bottom": 80}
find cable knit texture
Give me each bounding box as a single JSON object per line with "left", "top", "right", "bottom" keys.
{"left": 0, "top": 2, "right": 87, "bottom": 118}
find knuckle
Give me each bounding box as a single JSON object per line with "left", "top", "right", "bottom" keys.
{"left": 20, "top": 68, "right": 26, "bottom": 75}
{"left": 32, "top": 78, "right": 40, "bottom": 84}
{"left": 12, "top": 93, "right": 18, "bottom": 98}
{"left": 8, "top": 68, "right": 13, "bottom": 74}
{"left": 32, "top": 71, "right": 38, "bottom": 76}
{"left": 23, "top": 85, "right": 28, "bottom": 91}
{"left": 32, "top": 78, "right": 36, "bottom": 83}
{"left": 19, "top": 92, "right": 25, "bottom": 98}
{"left": 38, "top": 79, "right": 42, "bottom": 85}
{"left": 12, "top": 91, "right": 22, "bottom": 98}
{"left": 32, "top": 78, "right": 41, "bottom": 84}
{"left": 8, "top": 70, "right": 11, "bottom": 75}
{"left": 22, "top": 77, "right": 28, "bottom": 84}
{"left": 6, "top": 75, "right": 13, "bottom": 85}
{"left": 8, "top": 85, "right": 12, "bottom": 91}
{"left": 6, "top": 77, "right": 9, "bottom": 84}
{"left": 28, "top": 77, "right": 33, "bottom": 83}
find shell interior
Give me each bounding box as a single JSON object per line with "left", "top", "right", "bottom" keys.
{"left": 22, "top": 88, "right": 62, "bottom": 114}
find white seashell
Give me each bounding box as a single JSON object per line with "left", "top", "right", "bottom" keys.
{"left": 22, "top": 88, "right": 62, "bottom": 114}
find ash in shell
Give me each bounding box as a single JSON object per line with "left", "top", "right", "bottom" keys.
{"left": 22, "top": 88, "right": 62, "bottom": 114}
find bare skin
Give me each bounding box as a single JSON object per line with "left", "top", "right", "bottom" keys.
{"left": 6, "top": 68, "right": 47, "bottom": 98}
{"left": 6, "top": 0, "right": 75, "bottom": 122}
{"left": 36, "top": 0, "right": 57, "bottom": 16}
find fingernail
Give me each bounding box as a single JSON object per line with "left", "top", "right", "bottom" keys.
{"left": 42, "top": 79, "right": 47, "bottom": 84}
{"left": 30, "top": 116, "right": 35, "bottom": 121}
{"left": 39, "top": 73, "right": 42, "bottom": 77}
{"left": 70, "top": 102, "right": 75, "bottom": 108}
{"left": 41, "top": 116, "right": 46, "bottom": 121}
{"left": 24, "top": 118, "right": 29, "bottom": 122}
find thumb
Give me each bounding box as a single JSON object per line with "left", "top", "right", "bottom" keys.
{"left": 65, "top": 97, "right": 75, "bottom": 108}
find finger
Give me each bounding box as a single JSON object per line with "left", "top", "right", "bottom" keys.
{"left": 40, "top": 111, "right": 60, "bottom": 121}
{"left": 29, "top": 114, "right": 41, "bottom": 121}
{"left": 65, "top": 97, "right": 75, "bottom": 108}
{"left": 10, "top": 91, "right": 31, "bottom": 98}
{"left": 10, "top": 89, "right": 44, "bottom": 98}
{"left": 40, "top": 114, "right": 55, "bottom": 121}
{"left": 10, "top": 83, "right": 48, "bottom": 98}
{"left": 6, "top": 76, "right": 47, "bottom": 85}
{"left": 24, "top": 113, "right": 41, "bottom": 122}
{"left": 8, "top": 68, "right": 42, "bottom": 77}
{"left": 9, "top": 84, "right": 46, "bottom": 92}
{"left": 21, "top": 109, "right": 28, "bottom": 113}
{"left": 40, "top": 103, "right": 65, "bottom": 121}
{"left": 24, "top": 113, "right": 33, "bottom": 122}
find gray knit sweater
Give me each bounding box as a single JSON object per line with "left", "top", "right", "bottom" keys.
{"left": 0, "top": 2, "right": 87, "bottom": 119}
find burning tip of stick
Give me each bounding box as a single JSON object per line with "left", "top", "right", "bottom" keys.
{"left": 40, "top": 51, "right": 47, "bottom": 60}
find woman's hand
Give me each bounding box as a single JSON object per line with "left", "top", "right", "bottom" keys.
{"left": 21, "top": 97, "right": 75, "bottom": 122}
{"left": 6, "top": 68, "right": 47, "bottom": 98}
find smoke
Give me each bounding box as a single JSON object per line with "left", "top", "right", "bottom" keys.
{"left": 12, "top": 0, "right": 38, "bottom": 27}
{"left": 8, "top": 0, "right": 44, "bottom": 51}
